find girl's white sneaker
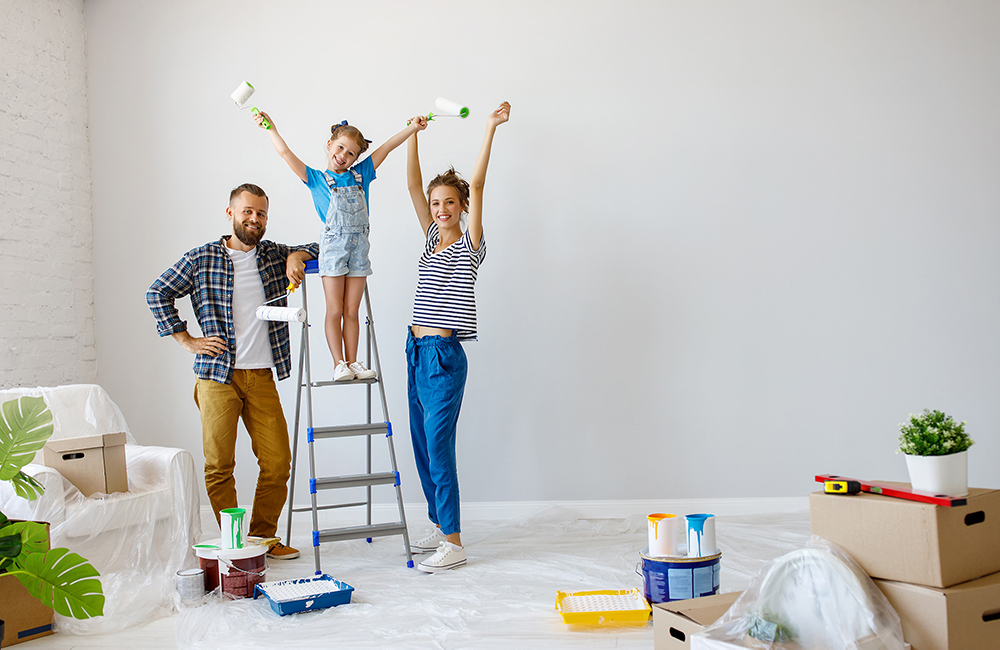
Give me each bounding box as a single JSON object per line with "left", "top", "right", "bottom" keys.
{"left": 348, "top": 361, "right": 377, "bottom": 380}
{"left": 334, "top": 361, "right": 355, "bottom": 381}
{"left": 417, "top": 541, "right": 467, "bottom": 573}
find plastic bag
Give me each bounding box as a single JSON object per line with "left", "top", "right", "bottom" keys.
{"left": 692, "top": 537, "right": 905, "bottom": 650}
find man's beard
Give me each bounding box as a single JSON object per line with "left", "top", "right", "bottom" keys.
{"left": 233, "top": 220, "right": 264, "bottom": 247}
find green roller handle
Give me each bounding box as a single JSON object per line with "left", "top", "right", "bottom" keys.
{"left": 252, "top": 107, "right": 271, "bottom": 130}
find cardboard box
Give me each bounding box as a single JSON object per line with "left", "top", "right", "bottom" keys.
{"left": 809, "top": 486, "right": 1000, "bottom": 588}
{"left": 0, "top": 523, "right": 54, "bottom": 647}
{"left": 875, "top": 571, "right": 1000, "bottom": 650}
{"left": 653, "top": 591, "right": 742, "bottom": 650}
{"left": 43, "top": 432, "right": 128, "bottom": 497}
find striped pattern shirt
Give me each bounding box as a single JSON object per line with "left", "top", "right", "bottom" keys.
{"left": 146, "top": 237, "right": 319, "bottom": 384}
{"left": 411, "top": 223, "right": 487, "bottom": 341}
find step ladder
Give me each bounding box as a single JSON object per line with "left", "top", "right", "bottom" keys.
{"left": 284, "top": 259, "right": 413, "bottom": 572}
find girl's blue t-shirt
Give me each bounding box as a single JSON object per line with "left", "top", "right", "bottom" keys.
{"left": 303, "top": 156, "right": 376, "bottom": 223}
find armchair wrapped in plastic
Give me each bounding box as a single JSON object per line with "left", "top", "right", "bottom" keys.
{"left": 692, "top": 538, "right": 906, "bottom": 650}
{"left": 0, "top": 384, "right": 201, "bottom": 635}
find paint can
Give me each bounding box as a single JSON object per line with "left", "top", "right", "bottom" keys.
{"left": 686, "top": 513, "right": 717, "bottom": 557}
{"left": 647, "top": 513, "right": 679, "bottom": 557}
{"left": 217, "top": 544, "right": 268, "bottom": 600}
{"left": 220, "top": 507, "right": 247, "bottom": 549}
{"left": 637, "top": 547, "right": 722, "bottom": 603}
{"left": 193, "top": 543, "right": 221, "bottom": 593}
{"left": 176, "top": 568, "right": 205, "bottom": 604}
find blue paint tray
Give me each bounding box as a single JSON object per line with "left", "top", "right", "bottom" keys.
{"left": 253, "top": 574, "right": 354, "bottom": 616}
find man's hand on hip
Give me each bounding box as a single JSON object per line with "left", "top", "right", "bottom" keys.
{"left": 172, "top": 331, "right": 227, "bottom": 357}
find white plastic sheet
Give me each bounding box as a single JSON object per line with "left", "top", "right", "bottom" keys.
{"left": 0, "top": 385, "right": 201, "bottom": 635}
{"left": 175, "top": 508, "right": 814, "bottom": 649}
{"left": 693, "top": 538, "right": 906, "bottom": 650}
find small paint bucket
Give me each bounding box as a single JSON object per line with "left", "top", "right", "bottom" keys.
{"left": 637, "top": 547, "right": 722, "bottom": 603}
{"left": 176, "top": 568, "right": 205, "bottom": 604}
{"left": 220, "top": 507, "right": 247, "bottom": 549}
{"left": 647, "top": 513, "right": 679, "bottom": 557}
{"left": 217, "top": 544, "right": 268, "bottom": 600}
{"left": 686, "top": 513, "right": 717, "bottom": 557}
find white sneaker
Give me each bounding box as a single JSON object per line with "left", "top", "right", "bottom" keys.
{"left": 348, "top": 361, "right": 377, "bottom": 380}
{"left": 417, "top": 541, "right": 467, "bottom": 573}
{"left": 410, "top": 527, "right": 446, "bottom": 554}
{"left": 334, "top": 361, "right": 355, "bottom": 381}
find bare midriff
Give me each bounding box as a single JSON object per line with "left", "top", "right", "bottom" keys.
{"left": 410, "top": 325, "right": 454, "bottom": 338}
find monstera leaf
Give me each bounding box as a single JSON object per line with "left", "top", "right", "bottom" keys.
{"left": 0, "top": 396, "right": 54, "bottom": 481}
{"left": 13, "top": 547, "right": 105, "bottom": 619}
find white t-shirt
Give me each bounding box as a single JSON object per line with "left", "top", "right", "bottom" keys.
{"left": 225, "top": 245, "right": 275, "bottom": 369}
{"left": 411, "top": 223, "right": 486, "bottom": 341}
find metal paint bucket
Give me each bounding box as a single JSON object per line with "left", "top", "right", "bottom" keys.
{"left": 637, "top": 547, "right": 722, "bottom": 603}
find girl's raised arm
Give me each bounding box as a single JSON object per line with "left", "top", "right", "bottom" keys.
{"left": 255, "top": 111, "right": 308, "bottom": 183}
{"left": 369, "top": 116, "right": 426, "bottom": 170}
{"left": 406, "top": 118, "right": 433, "bottom": 235}
{"left": 467, "top": 102, "right": 510, "bottom": 251}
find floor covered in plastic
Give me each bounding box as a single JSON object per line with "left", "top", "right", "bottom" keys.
{"left": 169, "top": 507, "right": 813, "bottom": 649}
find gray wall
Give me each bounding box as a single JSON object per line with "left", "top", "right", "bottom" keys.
{"left": 84, "top": 0, "right": 1000, "bottom": 509}
{"left": 1, "top": 0, "right": 96, "bottom": 387}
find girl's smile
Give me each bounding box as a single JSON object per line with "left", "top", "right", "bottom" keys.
{"left": 327, "top": 135, "right": 361, "bottom": 173}
{"left": 429, "top": 186, "right": 463, "bottom": 229}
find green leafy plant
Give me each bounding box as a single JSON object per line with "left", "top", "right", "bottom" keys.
{"left": 0, "top": 395, "right": 105, "bottom": 618}
{"left": 898, "top": 409, "right": 974, "bottom": 457}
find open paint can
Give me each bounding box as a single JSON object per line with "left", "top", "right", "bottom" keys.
{"left": 217, "top": 544, "right": 268, "bottom": 599}
{"left": 637, "top": 547, "right": 722, "bottom": 603}
{"left": 193, "top": 543, "right": 222, "bottom": 593}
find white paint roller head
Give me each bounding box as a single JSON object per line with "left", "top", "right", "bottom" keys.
{"left": 231, "top": 81, "right": 271, "bottom": 129}
{"left": 231, "top": 81, "right": 255, "bottom": 107}
{"left": 256, "top": 306, "right": 306, "bottom": 323}
{"left": 433, "top": 97, "right": 469, "bottom": 119}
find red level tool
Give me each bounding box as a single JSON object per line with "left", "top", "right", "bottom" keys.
{"left": 815, "top": 474, "right": 968, "bottom": 507}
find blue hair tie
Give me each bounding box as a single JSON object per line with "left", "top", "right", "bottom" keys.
{"left": 332, "top": 119, "right": 372, "bottom": 144}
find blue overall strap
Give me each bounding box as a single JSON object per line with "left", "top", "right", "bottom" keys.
{"left": 323, "top": 168, "right": 365, "bottom": 193}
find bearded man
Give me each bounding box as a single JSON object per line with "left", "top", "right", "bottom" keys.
{"left": 147, "top": 183, "right": 317, "bottom": 560}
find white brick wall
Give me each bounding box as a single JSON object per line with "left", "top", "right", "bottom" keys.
{"left": 0, "top": 0, "right": 96, "bottom": 387}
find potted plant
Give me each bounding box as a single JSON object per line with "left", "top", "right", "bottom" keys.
{"left": 0, "top": 395, "right": 105, "bottom": 619}
{"left": 898, "top": 409, "right": 974, "bottom": 497}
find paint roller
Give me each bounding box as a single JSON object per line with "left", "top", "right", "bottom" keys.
{"left": 231, "top": 81, "right": 271, "bottom": 130}
{"left": 255, "top": 293, "right": 305, "bottom": 323}
{"left": 413, "top": 97, "right": 470, "bottom": 124}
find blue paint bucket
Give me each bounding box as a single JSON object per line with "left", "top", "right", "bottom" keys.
{"left": 637, "top": 547, "right": 722, "bottom": 603}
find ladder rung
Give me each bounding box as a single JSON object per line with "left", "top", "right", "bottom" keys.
{"left": 310, "top": 377, "right": 379, "bottom": 387}
{"left": 310, "top": 423, "right": 388, "bottom": 439}
{"left": 315, "top": 522, "right": 407, "bottom": 544}
{"left": 291, "top": 502, "right": 366, "bottom": 513}
{"left": 314, "top": 472, "right": 398, "bottom": 490}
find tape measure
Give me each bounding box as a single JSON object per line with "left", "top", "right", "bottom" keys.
{"left": 824, "top": 480, "right": 861, "bottom": 495}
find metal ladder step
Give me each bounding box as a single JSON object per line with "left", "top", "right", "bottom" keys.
{"left": 309, "top": 422, "right": 390, "bottom": 440}
{"left": 310, "top": 377, "right": 379, "bottom": 387}
{"left": 313, "top": 472, "right": 399, "bottom": 491}
{"left": 315, "top": 522, "right": 408, "bottom": 544}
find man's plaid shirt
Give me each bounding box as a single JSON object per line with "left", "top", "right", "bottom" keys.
{"left": 147, "top": 236, "right": 319, "bottom": 384}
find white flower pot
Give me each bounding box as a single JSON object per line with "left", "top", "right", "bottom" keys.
{"left": 904, "top": 450, "right": 969, "bottom": 497}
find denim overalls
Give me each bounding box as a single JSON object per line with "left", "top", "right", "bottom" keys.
{"left": 319, "top": 167, "right": 372, "bottom": 277}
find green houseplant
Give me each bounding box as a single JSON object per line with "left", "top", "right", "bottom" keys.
{"left": 898, "top": 409, "right": 973, "bottom": 497}
{"left": 0, "top": 395, "right": 105, "bottom": 619}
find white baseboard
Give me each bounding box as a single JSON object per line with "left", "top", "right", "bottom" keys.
{"left": 203, "top": 496, "right": 808, "bottom": 534}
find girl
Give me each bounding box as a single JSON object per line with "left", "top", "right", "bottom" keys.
{"left": 255, "top": 110, "right": 424, "bottom": 381}
{"left": 404, "top": 102, "right": 511, "bottom": 572}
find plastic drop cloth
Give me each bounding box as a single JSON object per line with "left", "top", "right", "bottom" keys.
{"left": 692, "top": 538, "right": 906, "bottom": 650}
{"left": 0, "top": 385, "right": 201, "bottom": 635}
{"left": 175, "top": 508, "right": 814, "bottom": 650}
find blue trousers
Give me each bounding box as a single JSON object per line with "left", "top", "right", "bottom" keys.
{"left": 406, "top": 330, "right": 468, "bottom": 535}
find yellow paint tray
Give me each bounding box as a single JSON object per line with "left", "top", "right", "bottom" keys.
{"left": 554, "top": 588, "right": 651, "bottom": 625}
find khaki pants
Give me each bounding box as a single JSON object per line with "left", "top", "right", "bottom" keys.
{"left": 194, "top": 369, "right": 290, "bottom": 538}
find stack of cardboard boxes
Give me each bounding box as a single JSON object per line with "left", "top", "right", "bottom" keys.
{"left": 810, "top": 484, "right": 1000, "bottom": 649}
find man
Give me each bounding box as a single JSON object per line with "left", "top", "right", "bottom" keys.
{"left": 147, "top": 183, "right": 317, "bottom": 559}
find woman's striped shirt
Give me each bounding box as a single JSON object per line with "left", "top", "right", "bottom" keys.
{"left": 411, "top": 223, "right": 487, "bottom": 341}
